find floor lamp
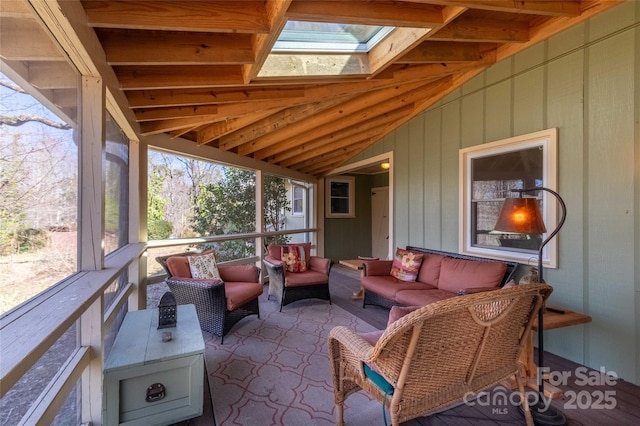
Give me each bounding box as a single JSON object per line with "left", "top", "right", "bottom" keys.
{"left": 494, "top": 187, "right": 567, "bottom": 426}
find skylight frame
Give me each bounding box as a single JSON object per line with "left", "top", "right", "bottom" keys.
{"left": 272, "top": 21, "right": 395, "bottom": 53}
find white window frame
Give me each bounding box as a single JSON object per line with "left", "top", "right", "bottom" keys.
{"left": 459, "top": 128, "right": 559, "bottom": 268}
{"left": 325, "top": 176, "right": 355, "bottom": 218}
{"left": 292, "top": 184, "right": 305, "bottom": 215}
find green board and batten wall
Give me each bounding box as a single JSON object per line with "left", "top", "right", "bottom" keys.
{"left": 328, "top": 2, "right": 640, "bottom": 385}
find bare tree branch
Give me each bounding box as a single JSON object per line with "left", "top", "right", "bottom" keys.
{"left": 0, "top": 115, "right": 71, "bottom": 129}
{"left": 0, "top": 79, "right": 25, "bottom": 93}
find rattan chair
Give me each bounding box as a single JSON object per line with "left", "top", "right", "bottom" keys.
{"left": 263, "top": 243, "right": 332, "bottom": 311}
{"left": 328, "top": 283, "right": 552, "bottom": 426}
{"left": 156, "top": 252, "right": 263, "bottom": 343}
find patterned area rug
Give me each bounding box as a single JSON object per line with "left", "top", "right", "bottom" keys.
{"left": 204, "top": 293, "right": 385, "bottom": 425}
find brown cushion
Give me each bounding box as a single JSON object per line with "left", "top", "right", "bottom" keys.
{"left": 437, "top": 257, "right": 507, "bottom": 293}
{"left": 224, "top": 281, "right": 263, "bottom": 310}
{"left": 361, "top": 276, "right": 435, "bottom": 299}
{"left": 416, "top": 253, "right": 445, "bottom": 285}
{"left": 166, "top": 256, "right": 191, "bottom": 278}
{"left": 219, "top": 265, "right": 259, "bottom": 283}
{"left": 165, "top": 250, "right": 216, "bottom": 278}
{"left": 284, "top": 270, "right": 328, "bottom": 287}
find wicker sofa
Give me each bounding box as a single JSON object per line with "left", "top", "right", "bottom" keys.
{"left": 361, "top": 246, "right": 518, "bottom": 309}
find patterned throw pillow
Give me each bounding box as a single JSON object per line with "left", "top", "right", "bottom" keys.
{"left": 187, "top": 253, "right": 221, "bottom": 280}
{"left": 390, "top": 248, "right": 424, "bottom": 282}
{"left": 281, "top": 244, "right": 308, "bottom": 273}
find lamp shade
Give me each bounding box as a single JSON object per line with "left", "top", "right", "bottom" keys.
{"left": 494, "top": 197, "right": 547, "bottom": 234}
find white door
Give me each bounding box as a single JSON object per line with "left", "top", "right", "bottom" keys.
{"left": 371, "top": 187, "right": 389, "bottom": 260}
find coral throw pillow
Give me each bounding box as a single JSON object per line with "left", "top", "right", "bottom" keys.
{"left": 390, "top": 248, "right": 424, "bottom": 282}
{"left": 188, "top": 253, "right": 221, "bottom": 280}
{"left": 281, "top": 244, "right": 308, "bottom": 273}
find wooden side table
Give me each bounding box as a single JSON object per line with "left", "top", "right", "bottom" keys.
{"left": 520, "top": 305, "right": 592, "bottom": 398}
{"left": 339, "top": 259, "right": 366, "bottom": 299}
{"left": 103, "top": 304, "right": 205, "bottom": 426}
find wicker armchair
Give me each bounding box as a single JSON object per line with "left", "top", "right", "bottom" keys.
{"left": 263, "top": 243, "right": 332, "bottom": 311}
{"left": 156, "top": 252, "right": 263, "bottom": 343}
{"left": 328, "top": 283, "right": 553, "bottom": 426}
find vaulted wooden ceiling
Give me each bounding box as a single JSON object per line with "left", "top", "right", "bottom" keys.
{"left": 2, "top": 1, "right": 624, "bottom": 178}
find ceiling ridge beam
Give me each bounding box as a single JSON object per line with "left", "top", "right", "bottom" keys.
{"left": 237, "top": 80, "right": 430, "bottom": 157}
{"left": 249, "top": 77, "right": 453, "bottom": 160}
{"left": 216, "top": 96, "right": 353, "bottom": 151}
{"left": 274, "top": 105, "right": 414, "bottom": 166}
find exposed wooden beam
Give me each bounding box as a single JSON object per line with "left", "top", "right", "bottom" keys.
{"left": 114, "top": 65, "right": 245, "bottom": 90}
{"left": 274, "top": 106, "right": 413, "bottom": 167}
{"left": 217, "top": 97, "right": 353, "bottom": 151}
{"left": 405, "top": 1, "right": 580, "bottom": 17}
{"left": 139, "top": 115, "right": 223, "bottom": 136}
{"left": 97, "top": 29, "right": 254, "bottom": 65}
{"left": 397, "top": 41, "right": 482, "bottom": 63}
{"left": 285, "top": 0, "right": 444, "bottom": 27}
{"left": 83, "top": 0, "right": 270, "bottom": 33}
{"left": 134, "top": 105, "right": 219, "bottom": 122}
{"left": 237, "top": 80, "right": 429, "bottom": 157}
{"left": 299, "top": 140, "right": 376, "bottom": 175}
{"left": 495, "top": 0, "right": 625, "bottom": 61}
{"left": 249, "top": 77, "right": 453, "bottom": 160}
{"left": 28, "top": 62, "right": 78, "bottom": 90}
{"left": 0, "top": 17, "right": 66, "bottom": 61}
{"left": 197, "top": 109, "right": 281, "bottom": 145}
{"left": 243, "top": 0, "right": 291, "bottom": 82}
{"left": 126, "top": 86, "right": 307, "bottom": 108}
{"left": 429, "top": 16, "right": 530, "bottom": 43}
{"left": 368, "top": 27, "right": 432, "bottom": 75}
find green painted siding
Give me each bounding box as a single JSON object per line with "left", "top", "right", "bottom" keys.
{"left": 324, "top": 174, "right": 373, "bottom": 262}
{"left": 347, "top": 2, "right": 640, "bottom": 385}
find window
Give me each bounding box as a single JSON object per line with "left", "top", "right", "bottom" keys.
{"left": 104, "top": 113, "right": 130, "bottom": 255}
{"left": 459, "top": 129, "right": 559, "bottom": 267}
{"left": 326, "top": 176, "right": 355, "bottom": 218}
{"left": 292, "top": 185, "right": 304, "bottom": 214}
{"left": 273, "top": 21, "right": 394, "bottom": 53}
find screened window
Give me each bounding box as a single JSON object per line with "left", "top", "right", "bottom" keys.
{"left": 0, "top": 69, "right": 79, "bottom": 314}
{"left": 104, "top": 113, "right": 130, "bottom": 255}
{"left": 293, "top": 185, "right": 304, "bottom": 214}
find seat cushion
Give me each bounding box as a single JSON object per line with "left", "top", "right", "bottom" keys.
{"left": 361, "top": 276, "right": 436, "bottom": 299}
{"left": 284, "top": 269, "right": 328, "bottom": 287}
{"left": 416, "top": 253, "right": 446, "bottom": 286}
{"left": 437, "top": 257, "right": 507, "bottom": 293}
{"left": 224, "top": 281, "right": 263, "bottom": 310}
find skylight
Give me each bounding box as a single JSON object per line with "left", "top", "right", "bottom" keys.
{"left": 272, "top": 21, "right": 394, "bottom": 53}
